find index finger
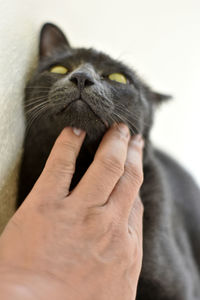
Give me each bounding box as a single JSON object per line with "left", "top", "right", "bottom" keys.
{"left": 33, "top": 127, "right": 86, "bottom": 199}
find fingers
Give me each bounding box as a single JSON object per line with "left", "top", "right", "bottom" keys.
{"left": 128, "top": 196, "right": 143, "bottom": 242}
{"left": 108, "top": 135, "right": 144, "bottom": 221}
{"left": 35, "top": 127, "right": 86, "bottom": 198}
{"left": 72, "top": 124, "right": 130, "bottom": 206}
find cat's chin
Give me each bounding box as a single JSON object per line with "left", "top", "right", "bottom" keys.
{"left": 55, "top": 99, "right": 109, "bottom": 142}
{"left": 71, "top": 120, "right": 107, "bottom": 143}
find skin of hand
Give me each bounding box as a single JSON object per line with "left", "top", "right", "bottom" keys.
{"left": 0, "top": 123, "right": 144, "bottom": 300}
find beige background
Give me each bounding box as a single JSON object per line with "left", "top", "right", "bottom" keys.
{"left": 0, "top": 0, "right": 199, "bottom": 231}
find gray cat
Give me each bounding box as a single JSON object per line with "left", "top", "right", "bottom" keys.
{"left": 17, "top": 23, "right": 200, "bottom": 299}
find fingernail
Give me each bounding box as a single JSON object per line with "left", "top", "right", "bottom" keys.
{"left": 72, "top": 127, "right": 83, "bottom": 136}
{"left": 113, "top": 123, "right": 130, "bottom": 138}
{"left": 132, "top": 134, "right": 145, "bottom": 148}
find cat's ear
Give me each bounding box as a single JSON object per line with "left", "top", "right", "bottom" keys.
{"left": 39, "top": 23, "right": 71, "bottom": 59}
{"left": 151, "top": 91, "right": 172, "bottom": 105}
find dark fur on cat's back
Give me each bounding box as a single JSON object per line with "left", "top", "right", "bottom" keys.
{"left": 17, "top": 23, "right": 200, "bottom": 299}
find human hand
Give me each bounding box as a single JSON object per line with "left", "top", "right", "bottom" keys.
{"left": 0, "top": 124, "right": 144, "bottom": 300}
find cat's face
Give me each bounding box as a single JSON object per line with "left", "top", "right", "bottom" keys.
{"left": 25, "top": 23, "right": 169, "bottom": 143}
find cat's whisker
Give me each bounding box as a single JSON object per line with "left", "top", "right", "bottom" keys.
{"left": 26, "top": 102, "right": 49, "bottom": 118}
{"left": 25, "top": 102, "right": 49, "bottom": 115}
{"left": 25, "top": 102, "right": 47, "bottom": 108}
{"left": 25, "top": 95, "right": 51, "bottom": 106}
{"left": 111, "top": 111, "right": 138, "bottom": 135}
{"left": 25, "top": 99, "right": 50, "bottom": 108}
{"left": 114, "top": 102, "right": 140, "bottom": 116}
{"left": 107, "top": 113, "right": 137, "bottom": 135}
{"left": 24, "top": 99, "right": 50, "bottom": 108}
{"left": 112, "top": 109, "right": 134, "bottom": 124}
{"left": 25, "top": 105, "right": 50, "bottom": 138}
{"left": 115, "top": 108, "right": 141, "bottom": 125}
{"left": 26, "top": 86, "right": 51, "bottom": 89}
{"left": 114, "top": 102, "right": 150, "bottom": 127}
{"left": 25, "top": 95, "right": 50, "bottom": 102}
{"left": 26, "top": 93, "right": 50, "bottom": 99}
{"left": 26, "top": 109, "right": 47, "bottom": 131}
{"left": 25, "top": 94, "right": 49, "bottom": 101}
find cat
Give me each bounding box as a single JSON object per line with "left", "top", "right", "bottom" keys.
{"left": 17, "top": 23, "right": 200, "bottom": 299}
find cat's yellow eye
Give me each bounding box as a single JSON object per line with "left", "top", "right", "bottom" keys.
{"left": 108, "top": 73, "right": 127, "bottom": 84}
{"left": 50, "top": 65, "right": 68, "bottom": 74}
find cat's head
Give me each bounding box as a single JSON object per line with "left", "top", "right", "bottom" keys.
{"left": 25, "top": 23, "right": 170, "bottom": 143}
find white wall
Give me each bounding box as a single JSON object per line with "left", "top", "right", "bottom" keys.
{"left": 1, "top": 0, "right": 200, "bottom": 185}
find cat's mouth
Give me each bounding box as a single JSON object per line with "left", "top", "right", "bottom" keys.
{"left": 56, "top": 98, "right": 109, "bottom": 128}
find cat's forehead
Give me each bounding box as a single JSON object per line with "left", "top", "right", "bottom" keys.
{"left": 39, "top": 47, "right": 134, "bottom": 76}
{"left": 64, "top": 48, "right": 114, "bottom": 66}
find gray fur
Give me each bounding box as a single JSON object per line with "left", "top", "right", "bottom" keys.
{"left": 17, "top": 23, "right": 200, "bottom": 299}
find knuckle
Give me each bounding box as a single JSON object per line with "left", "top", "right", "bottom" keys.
{"left": 84, "top": 206, "right": 104, "bottom": 221}
{"left": 111, "top": 223, "right": 128, "bottom": 243}
{"left": 118, "top": 238, "right": 132, "bottom": 260}
{"left": 83, "top": 206, "right": 110, "bottom": 233}
{"left": 125, "top": 162, "right": 144, "bottom": 186}
{"left": 99, "top": 155, "right": 124, "bottom": 176}
{"left": 110, "top": 222, "right": 142, "bottom": 265}
{"left": 136, "top": 197, "right": 144, "bottom": 213}
{"left": 48, "top": 157, "right": 75, "bottom": 177}
{"left": 57, "top": 139, "right": 77, "bottom": 154}
{"left": 136, "top": 197, "right": 144, "bottom": 214}
{"left": 105, "top": 223, "right": 134, "bottom": 263}
{"left": 58, "top": 159, "right": 75, "bottom": 175}
{"left": 47, "top": 140, "right": 77, "bottom": 177}
{"left": 112, "top": 128, "right": 129, "bottom": 143}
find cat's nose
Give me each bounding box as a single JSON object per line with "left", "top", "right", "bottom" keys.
{"left": 69, "top": 72, "right": 94, "bottom": 90}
